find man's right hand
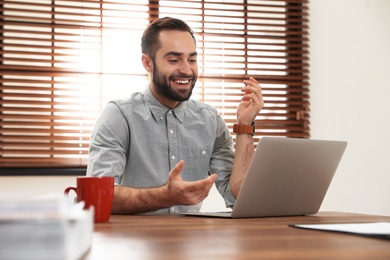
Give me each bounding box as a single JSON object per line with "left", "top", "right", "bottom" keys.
{"left": 112, "top": 160, "right": 217, "bottom": 214}
{"left": 163, "top": 160, "right": 218, "bottom": 206}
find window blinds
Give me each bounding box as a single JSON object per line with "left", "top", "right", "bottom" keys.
{"left": 0, "top": 0, "right": 309, "bottom": 168}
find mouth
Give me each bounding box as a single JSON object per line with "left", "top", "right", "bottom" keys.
{"left": 171, "top": 78, "right": 192, "bottom": 88}
{"left": 174, "top": 79, "right": 190, "bottom": 84}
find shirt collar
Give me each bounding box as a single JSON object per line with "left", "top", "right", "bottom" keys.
{"left": 143, "top": 86, "right": 187, "bottom": 123}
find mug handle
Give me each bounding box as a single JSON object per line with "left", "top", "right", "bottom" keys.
{"left": 64, "top": 186, "right": 77, "bottom": 195}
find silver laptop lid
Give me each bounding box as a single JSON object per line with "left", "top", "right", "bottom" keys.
{"left": 231, "top": 137, "right": 347, "bottom": 218}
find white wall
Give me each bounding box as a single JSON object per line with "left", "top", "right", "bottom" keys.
{"left": 205, "top": 0, "right": 390, "bottom": 216}
{"left": 0, "top": 176, "right": 77, "bottom": 202}
{"left": 1, "top": 0, "right": 389, "bottom": 216}
{"left": 308, "top": 0, "right": 390, "bottom": 215}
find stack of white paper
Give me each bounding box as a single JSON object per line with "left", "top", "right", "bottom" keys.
{"left": 0, "top": 197, "right": 93, "bottom": 260}
{"left": 291, "top": 222, "right": 390, "bottom": 239}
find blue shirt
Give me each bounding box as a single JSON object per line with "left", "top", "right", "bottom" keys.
{"left": 87, "top": 87, "right": 235, "bottom": 213}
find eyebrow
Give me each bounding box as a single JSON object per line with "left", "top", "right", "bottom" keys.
{"left": 163, "top": 51, "right": 197, "bottom": 58}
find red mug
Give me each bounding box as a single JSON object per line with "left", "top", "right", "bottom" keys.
{"left": 64, "top": 176, "right": 114, "bottom": 223}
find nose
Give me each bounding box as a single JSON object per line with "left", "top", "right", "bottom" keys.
{"left": 178, "top": 60, "right": 192, "bottom": 75}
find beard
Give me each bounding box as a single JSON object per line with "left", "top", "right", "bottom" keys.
{"left": 152, "top": 61, "right": 197, "bottom": 102}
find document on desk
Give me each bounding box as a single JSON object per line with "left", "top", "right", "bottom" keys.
{"left": 290, "top": 222, "right": 390, "bottom": 239}
{"left": 0, "top": 197, "right": 93, "bottom": 260}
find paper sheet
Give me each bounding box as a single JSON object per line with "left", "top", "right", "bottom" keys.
{"left": 290, "top": 222, "right": 390, "bottom": 239}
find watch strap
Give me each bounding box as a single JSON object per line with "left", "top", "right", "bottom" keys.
{"left": 233, "top": 123, "right": 255, "bottom": 135}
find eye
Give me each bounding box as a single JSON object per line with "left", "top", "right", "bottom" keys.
{"left": 189, "top": 58, "right": 197, "bottom": 63}
{"left": 169, "top": 59, "right": 179, "bottom": 63}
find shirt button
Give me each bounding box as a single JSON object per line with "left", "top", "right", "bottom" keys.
{"left": 171, "top": 155, "right": 176, "bottom": 160}
{"left": 169, "top": 129, "right": 174, "bottom": 134}
{"left": 202, "top": 150, "right": 206, "bottom": 155}
{"left": 169, "top": 111, "right": 172, "bottom": 115}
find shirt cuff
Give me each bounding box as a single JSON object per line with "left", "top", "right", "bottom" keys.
{"left": 224, "top": 184, "right": 236, "bottom": 209}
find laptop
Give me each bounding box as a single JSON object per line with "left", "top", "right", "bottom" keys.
{"left": 183, "top": 137, "right": 347, "bottom": 218}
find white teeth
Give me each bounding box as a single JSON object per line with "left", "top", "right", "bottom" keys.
{"left": 175, "top": 80, "right": 189, "bottom": 84}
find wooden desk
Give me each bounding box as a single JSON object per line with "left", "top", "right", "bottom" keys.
{"left": 85, "top": 212, "right": 390, "bottom": 260}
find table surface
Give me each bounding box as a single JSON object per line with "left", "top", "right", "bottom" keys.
{"left": 84, "top": 211, "right": 390, "bottom": 260}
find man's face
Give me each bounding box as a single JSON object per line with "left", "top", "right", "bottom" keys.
{"left": 150, "top": 30, "right": 198, "bottom": 106}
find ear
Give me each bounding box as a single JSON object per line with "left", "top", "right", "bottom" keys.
{"left": 142, "top": 54, "right": 152, "bottom": 72}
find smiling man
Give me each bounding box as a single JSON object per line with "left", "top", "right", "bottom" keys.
{"left": 144, "top": 29, "right": 198, "bottom": 108}
{"left": 86, "top": 17, "right": 264, "bottom": 214}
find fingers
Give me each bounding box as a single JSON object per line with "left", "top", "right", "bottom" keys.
{"left": 241, "top": 77, "right": 264, "bottom": 111}
{"left": 184, "top": 175, "right": 217, "bottom": 203}
{"left": 236, "top": 77, "right": 264, "bottom": 125}
{"left": 242, "top": 77, "right": 263, "bottom": 100}
{"left": 184, "top": 173, "right": 217, "bottom": 193}
{"left": 242, "top": 77, "right": 258, "bottom": 91}
{"left": 168, "top": 160, "right": 185, "bottom": 180}
{"left": 208, "top": 173, "right": 218, "bottom": 182}
{"left": 166, "top": 161, "right": 218, "bottom": 206}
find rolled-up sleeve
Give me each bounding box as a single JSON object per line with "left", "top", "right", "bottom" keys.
{"left": 210, "top": 114, "right": 236, "bottom": 208}
{"left": 86, "top": 102, "right": 129, "bottom": 186}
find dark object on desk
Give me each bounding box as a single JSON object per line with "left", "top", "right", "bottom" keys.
{"left": 184, "top": 137, "right": 347, "bottom": 218}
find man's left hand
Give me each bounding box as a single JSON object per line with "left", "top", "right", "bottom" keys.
{"left": 236, "top": 77, "right": 264, "bottom": 125}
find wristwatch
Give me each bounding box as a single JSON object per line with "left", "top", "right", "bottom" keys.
{"left": 233, "top": 122, "right": 255, "bottom": 136}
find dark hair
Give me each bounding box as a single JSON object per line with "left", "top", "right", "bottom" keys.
{"left": 141, "top": 17, "right": 195, "bottom": 59}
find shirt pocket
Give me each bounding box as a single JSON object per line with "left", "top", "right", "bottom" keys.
{"left": 184, "top": 147, "right": 211, "bottom": 181}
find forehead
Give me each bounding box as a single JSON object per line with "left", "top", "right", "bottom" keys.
{"left": 157, "top": 30, "right": 196, "bottom": 56}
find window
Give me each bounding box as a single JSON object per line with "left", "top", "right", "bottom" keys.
{"left": 0, "top": 0, "right": 309, "bottom": 170}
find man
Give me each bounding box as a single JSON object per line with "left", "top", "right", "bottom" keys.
{"left": 86, "top": 17, "right": 264, "bottom": 214}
